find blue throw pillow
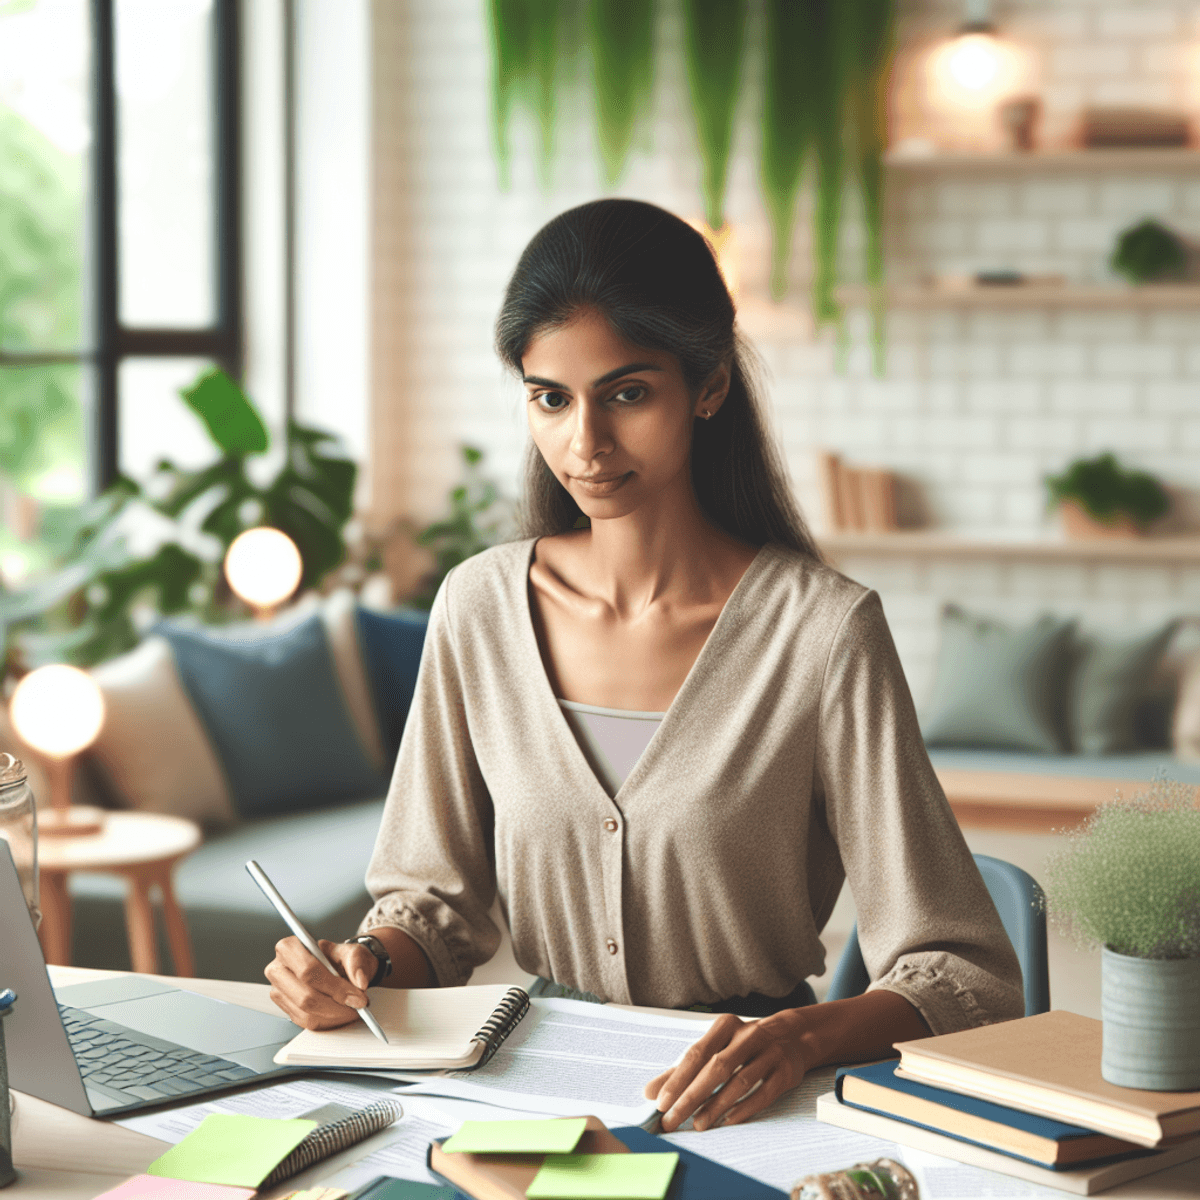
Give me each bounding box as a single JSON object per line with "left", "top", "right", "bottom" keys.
{"left": 159, "top": 614, "right": 387, "bottom": 818}
{"left": 355, "top": 607, "right": 429, "bottom": 770}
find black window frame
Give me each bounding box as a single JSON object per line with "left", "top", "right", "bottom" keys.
{"left": 91, "top": 0, "right": 243, "bottom": 492}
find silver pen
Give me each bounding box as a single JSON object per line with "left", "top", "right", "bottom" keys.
{"left": 246, "top": 859, "right": 388, "bottom": 1043}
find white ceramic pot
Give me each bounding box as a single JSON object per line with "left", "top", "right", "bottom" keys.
{"left": 1101, "top": 946, "right": 1200, "bottom": 1090}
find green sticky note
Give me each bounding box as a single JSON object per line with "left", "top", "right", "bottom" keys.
{"left": 147, "top": 1113, "right": 316, "bottom": 1186}
{"left": 526, "top": 1152, "right": 679, "bottom": 1199}
{"left": 441, "top": 1117, "right": 588, "bottom": 1155}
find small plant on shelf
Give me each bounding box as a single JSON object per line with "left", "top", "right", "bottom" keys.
{"left": 1110, "top": 219, "right": 1189, "bottom": 285}
{"left": 1044, "top": 452, "right": 1169, "bottom": 539}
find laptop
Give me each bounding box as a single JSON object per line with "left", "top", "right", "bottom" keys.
{"left": 0, "top": 839, "right": 301, "bottom": 1116}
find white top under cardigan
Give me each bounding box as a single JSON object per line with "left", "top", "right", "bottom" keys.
{"left": 362, "top": 539, "right": 1024, "bottom": 1032}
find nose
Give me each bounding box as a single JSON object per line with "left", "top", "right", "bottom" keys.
{"left": 569, "top": 398, "right": 612, "bottom": 464}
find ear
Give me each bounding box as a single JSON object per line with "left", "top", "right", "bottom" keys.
{"left": 693, "top": 362, "right": 732, "bottom": 421}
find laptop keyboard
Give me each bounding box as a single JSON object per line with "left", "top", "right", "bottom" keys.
{"left": 61, "top": 1003, "right": 257, "bottom": 1104}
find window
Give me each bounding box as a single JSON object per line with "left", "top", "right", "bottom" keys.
{"left": 0, "top": 0, "right": 240, "bottom": 587}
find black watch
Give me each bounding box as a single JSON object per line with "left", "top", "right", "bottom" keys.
{"left": 347, "top": 934, "right": 393, "bottom": 987}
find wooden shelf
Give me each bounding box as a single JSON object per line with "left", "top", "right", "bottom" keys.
{"left": 885, "top": 147, "right": 1200, "bottom": 173}
{"left": 839, "top": 283, "right": 1200, "bottom": 310}
{"left": 818, "top": 531, "right": 1200, "bottom": 566}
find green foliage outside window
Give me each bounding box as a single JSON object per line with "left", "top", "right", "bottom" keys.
{"left": 0, "top": 104, "right": 86, "bottom": 574}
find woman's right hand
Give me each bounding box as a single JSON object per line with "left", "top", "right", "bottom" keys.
{"left": 264, "top": 937, "right": 377, "bottom": 1030}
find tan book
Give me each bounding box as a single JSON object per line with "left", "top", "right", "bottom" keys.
{"left": 838, "top": 465, "right": 866, "bottom": 531}
{"left": 816, "top": 451, "right": 846, "bottom": 532}
{"left": 817, "top": 1093, "right": 1200, "bottom": 1196}
{"left": 895, "top": 1011, "right": 1200, "bottom": 1149}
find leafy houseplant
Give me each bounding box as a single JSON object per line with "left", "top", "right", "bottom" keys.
{"left": 0, "top": 369, "right": 356, "bottom": 672}
{"left": 1045, "top": 453, "right": 1170, "bottom": 539}
{"left": 407, "top": 446, "right": 511, "bottom": 610}
{"left": 1043, "top": 779, "right": 1200, "bottom": 1089}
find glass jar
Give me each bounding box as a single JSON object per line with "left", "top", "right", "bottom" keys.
{"left": 0, "top": 753, "right": 39, "bottom": 928}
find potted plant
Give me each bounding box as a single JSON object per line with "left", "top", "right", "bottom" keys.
{"left": 1043, "top": 779, "right": 1200, "bottom": 1090}
{"left": 1045, "top": 452, "right": 1170, "bottom": 540}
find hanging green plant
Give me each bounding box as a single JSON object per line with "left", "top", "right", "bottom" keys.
{"left": 846, "top": 0, "right": 895, "bottom": 369}
{"left": 588, "top": 0, "right": 656, "bottom": 185}
{"left": 486, "top": 0, "right": 897, "bottom": 339}
{"left": 488, "top": 0, "right": 564, "bottom": 188}
{"left": 681, "top": 0, "right": 748, "bottom": 231}
{"left": 760, "top": 0, "right": 813, "bottom": 301}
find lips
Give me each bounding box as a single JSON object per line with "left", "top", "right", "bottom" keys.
{"left": 571, "top": 471, "right": 632, "bottom": 496}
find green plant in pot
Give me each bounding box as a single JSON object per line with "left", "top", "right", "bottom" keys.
{"left": 1043, "top": 779, "right": 1200, "bottom": 1090}
{"left": 1045, "top": 452, "right": 1169, "bottom": 539}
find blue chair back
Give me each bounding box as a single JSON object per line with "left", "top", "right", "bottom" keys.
{"left": 823, "top": 853, "right": 1050, "bottom": 1017}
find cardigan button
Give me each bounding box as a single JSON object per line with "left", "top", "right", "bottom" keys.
{"left": 605, "top": 938, "right": 619, "bottom": 955}
{"left": 603, "top": 818, "right": 618, "bottom": 833}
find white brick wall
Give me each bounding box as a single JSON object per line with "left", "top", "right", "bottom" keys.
{"left": 369, "top": 0, "right": 1200, "bottom": 703}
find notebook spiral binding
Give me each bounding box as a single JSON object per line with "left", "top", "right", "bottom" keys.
{"left": 471, "top": 986, "right": 531, "bottom": 1067}
{"left": 261, "top": 1097, "right": 405, "bottom": 1188}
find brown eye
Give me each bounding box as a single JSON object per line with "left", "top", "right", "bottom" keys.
{"left": 536, "top": 391, "right": 569, "bottom": 413}
{"left": 612, "top": 385, "right": 646, "bottom": 404}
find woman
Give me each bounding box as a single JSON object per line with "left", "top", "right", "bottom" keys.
{"left": 266, "top": 199, "right": 1023, "bottom": 1132}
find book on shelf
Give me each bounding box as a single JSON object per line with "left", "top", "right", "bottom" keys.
{"left": 816, "top": 1092, "right": 1200, "bottom": 1197}
{"left": 816, "top": 452, "right": 898, "bottom": 534}
{"left": 836, "top": 1061, "right": 1144, "bottom": 1168}
{"left": 893, "top": 1010, "right": 1200, "bottom": 1149}
{"left": 427, "top": 1115, "right": 786, "bottom": 1200}
{"left": 274, "top": 984, "right": 530, "bottom": 1070}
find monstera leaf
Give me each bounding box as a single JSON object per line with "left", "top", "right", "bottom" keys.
{"left": 2, "top": 370, "right": 357, "bottom": 669}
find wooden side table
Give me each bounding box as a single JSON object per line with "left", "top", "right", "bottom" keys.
{"left": 36, "top": 812, "right": 202, "bottom": 976}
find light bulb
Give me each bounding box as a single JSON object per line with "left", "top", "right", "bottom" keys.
{"left": 224, "top": 527, "right": 303, "bottom": 609}
{"left": 11, "top": 665, "right": 106, "bottom": 759}
{"left": 946, "top": 32, "right": 1001, "bottom": 91}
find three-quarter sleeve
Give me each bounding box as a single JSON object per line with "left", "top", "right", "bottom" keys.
{"left": 816, "top": 590, "right": 1025, "bottom": 1033}
{"left": 360, "top": 570, "right": 501, "bottom": 986}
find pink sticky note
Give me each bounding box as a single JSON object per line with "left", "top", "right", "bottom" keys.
{"left": 93, "top": 1176, "right": 256, "bottom": 1200}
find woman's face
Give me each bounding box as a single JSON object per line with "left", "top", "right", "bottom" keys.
{"left": 521, "top": 308, "right": 726, "bottom": 522}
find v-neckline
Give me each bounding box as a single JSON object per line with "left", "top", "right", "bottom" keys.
{"left": 520, "top": 538, "right": 773, "bottom": 806}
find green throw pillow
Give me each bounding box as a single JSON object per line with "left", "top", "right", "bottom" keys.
{"left": 922, "top": 606, "right": 1076, "bottom": 753}
{"left": 1068, "top": 621, "right": 1179, "bottom": 755}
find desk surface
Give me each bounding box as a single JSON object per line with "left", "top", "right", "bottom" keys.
{"left": 12, "top": 968, "right": 1200, "bottom": 1199}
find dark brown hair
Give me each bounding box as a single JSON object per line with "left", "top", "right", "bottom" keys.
{"left": 496, "top": 198, "right": 819, "bottom": 558}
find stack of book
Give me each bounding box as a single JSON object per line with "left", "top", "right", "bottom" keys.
{"left": 819, "top": 1011, "right": 1200, "bottom": 1195}
{"left": 816, "top": 452, "right": 899, "bottom": 534}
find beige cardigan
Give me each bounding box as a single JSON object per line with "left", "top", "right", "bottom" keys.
{"left": 363, "top": 539, "right": 1024, "bottom": 1033}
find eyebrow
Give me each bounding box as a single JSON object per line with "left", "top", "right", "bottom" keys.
{"left": 521, "top": 362, "right": 664, "bottom": 390}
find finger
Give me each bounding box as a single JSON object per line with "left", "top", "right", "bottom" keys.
{"left": 325, "top": 941, "right": 377, "bottom": 992}
{"left": 274, "top": 938, "right": 368, "bottom": 1008}
{"left": 643, "top": 1068, "right": 672, "bottom": 1100}
{"left": 707, "top": 1064, "right": 794, "bottom": 1128}
{"left": 658, "top": 1023, "right": 772, "bottom": 1131}
{"left": 690, "top": 1049, "right": 782, "bottom": 1130}
{"left": 652, "top": 1014, "right": 742, "bottom": 1114}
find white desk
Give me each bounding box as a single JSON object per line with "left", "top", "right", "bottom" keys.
{"left": 11, "top": 967, "right": 1200, "bottom": 1199}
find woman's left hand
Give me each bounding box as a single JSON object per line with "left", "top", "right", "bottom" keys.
{"left": 644, "top": 1010, "right": 810, "bottom": 1132}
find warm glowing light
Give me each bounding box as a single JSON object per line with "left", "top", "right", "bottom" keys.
{"left": 946, "top": 32, "right": 1001, "bottom": 91}
{"left": 686, "top": 218, "right": 739, "bottom": 299}
{"left": 11, "top": 665, "right": 106, "bottom": 759}
{"left": 224, "top": 527, "right": 303, "bottom": 610}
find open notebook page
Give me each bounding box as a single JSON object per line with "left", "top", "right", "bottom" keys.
{"left": 274, "top": 984, "right": 520, "bottom": 1068}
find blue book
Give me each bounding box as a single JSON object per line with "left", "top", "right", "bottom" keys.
{"left": 836, "top": 1061, "right": 1148, "bottom": 1170}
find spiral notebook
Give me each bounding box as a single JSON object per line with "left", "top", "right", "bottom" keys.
{"left": 273, "top": 984, "right": 529, "bottom": 1070}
